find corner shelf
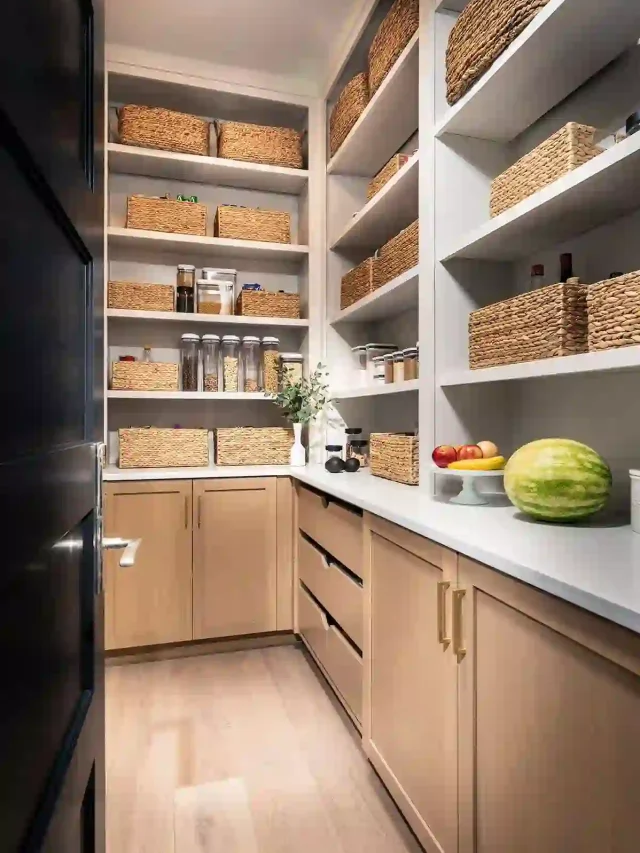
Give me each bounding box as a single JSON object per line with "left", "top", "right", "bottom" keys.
{"left": 331, "top": 152, "right": 419, "bottom": 253}
{"left": 107, "top": 309, "right": 309, "bottom": 329}
{"left": 332, "top": 267, "right": 419, "bottom": 326}
{"left": 434, "top": 0, "right": 640, "bottom": 142}
{"left": 108, "top": 390, "right": 273, "bottom": 401}
{"left": 332, "top": 379, "right": 420, "bottom": 400}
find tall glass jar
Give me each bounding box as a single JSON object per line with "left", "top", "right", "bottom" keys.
{"left": 180, "top": 333, "right": 200, "bottom": 391}
{"left": 202, "top": 334, "right": 220, "bottom": 392}
{"left": 176, "top": 264, "right": 196, "bottom": 289}
{"left": 280, "top": 352, "right": 304, "bottom": 388}
{"left": 221, "top": 335, "right": 240, "bottom": 392}
{"left": 262, "top": 336, "right": 280, "bottom": 393}
{"left": 242, "top": 336, "right": 261, "bottom": 392}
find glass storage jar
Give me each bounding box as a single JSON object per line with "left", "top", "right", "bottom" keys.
{"left": 280, "top": 353, "right": 303, "bottom": 388}
{"left": 366, "top": 343, "right": 396, "bottom": 382}
{"left": 221, "top": 335, "right": 240, "bottom": 392}
{"left": 262, "top": 337, "right": 280, "bottom": 393}
{"left": 197, "top": 280, "right": 234, "bottom": 315}
{"left": 242, "top": 336, "right": 261, "bottom": 392}
{"left": 325, "top": 445, "right": 345, "bottom": 474}
{"left": 345, "top": 428, "right": 363, "bottom": 458}
{"left": 393, "top": 351, "right": 405, "bottom": 382}
{"left": 202, "top": 334, "right": 220, "bottom": 392}
{"left": 372, "top": 355, "right": 386, "bottom": 384}
{"left": 177, "top": 286, "right": 194, "bottom": 313}
{"left": 347, "top": 439, "right": 369, "bottom": 468}
{"left": 176, "top": 264, "right": 196, "bottom": 290}
{"left": 180, "top": 333, "right": 200, "bottom": 391}
{"left": 403, "top": 347, "right": 419, "bottom": 380}
{"left": 351, "top": 346, "right": 367, "bottom": 386}
{"left": 383, "top": 353, "right": 395, "bottom": 384}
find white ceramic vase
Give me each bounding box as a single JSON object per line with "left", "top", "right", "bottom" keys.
{"left": 290, "top": 422, "right": 306, "bottom": 467}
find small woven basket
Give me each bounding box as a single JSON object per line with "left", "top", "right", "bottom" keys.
{"left": 368, "top": 0, "right": 419, "bottom": 95}
{"left": 469, "top": 281, "right": 588, "bottom": 370}
{"left": 587, "top": 271, "right": 640, "bottom": 353}
{"left": 370, "top": 433, "right": 419, "bottom": 486}
{"left": 341, "top": 258, "right": 376, "bottom": 310}
{"left": 490, "top": 123, "right": 602, "bottom": 217}
{"left": 126, "top": 196, "right": 207, "bottom": 236}
{"left": 214, "top": 205, "right": 291, "bottom": 244}
{"left": 111, "top": 361, "right": 179, "bottom": 392}
{"left": 119, "top": 428, "right": 209, "bottom": 469}
{"left": 118, "top": 105, "right": 210, "bottom": 156}
{"left": 330, "top": 72, "right": 369, "bottom": 157}
{"left": 367, "top": 153, "right": 410, "bottom": 201}
{"left": 217, "top": 121, "right": 303, "bottom": 169}
{"left": 374, "top": 219, "right": 419, "bottom": 289}
{"left": 236, "top": 290, "right": 300, "bottom": 319}
{"left": 216, "top": 427, "right": 294, "bottom": 466}
{"left": 446, "top": 0, "right": 550, "bottom": 106}
{"left": 108, "top": 280, "right": 175, "bottom": 312}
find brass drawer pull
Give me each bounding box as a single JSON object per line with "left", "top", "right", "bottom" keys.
{"left": 437, "top": 581, "right": 451, "bottom": 648}
{"left": 452, "top": 588, "right": 467, "bottom": 662}
{"left": 197, "top": 495, "right": 202, "bottom": 528}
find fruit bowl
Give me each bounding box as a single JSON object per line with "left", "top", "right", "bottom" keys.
{"left": 432, "top": 466, "right": 505, "bottom": 506}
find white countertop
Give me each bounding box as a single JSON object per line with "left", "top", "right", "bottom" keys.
{"left": 103, "top": 465, "right": 292, "bottom": 481}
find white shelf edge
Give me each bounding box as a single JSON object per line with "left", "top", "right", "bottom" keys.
{"left": 107, "top": 309, "right": 309, "bottom": 328}
{"left": 332, "top": 379, "right": 420, "bottom": 399}
{"left": 107, "top": 226, "right": 310, "bottom": 256}
{"left": 103, "top": 464, "right": 293, "bottom": 481}
{"left": 331, "top": 266, "right": 419, "bottom": 325}
{"left": 107, "top": 390, "right": 274, "bottom": 401}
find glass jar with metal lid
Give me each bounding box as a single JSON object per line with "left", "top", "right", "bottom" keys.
{"left": 392, "top": 351, "right": 405, "bottom": 382}
{"left": 347, "top": 440, "right": 369, "bottom": 468}
{"left": 262, "top": 336, "right": 280, "bottom": 393}
{"left": 202, "top": 334, "right": 220, "bottom": 392}
{"left": 351, "top": 345, "right": 367, "bottom": 385}
{"left": 180, "top": 333, "right": 200, "bottom": 391}
{"left": 221, "top": 335, "right": 240, "bottom": 392}
{"left": 365, "top": 343, "right": 396, "bottom": 381}
{"left": 242, "top": 336, "right": 261, "bottom": 393}
{"left": 383, "top": 352, "right": 395, "bottom": 384}
{"left": 280, "top": 352, "right": 303, "bottom": 388}
{"left": 372, "top": 355, "right": 386, "bottom": 384}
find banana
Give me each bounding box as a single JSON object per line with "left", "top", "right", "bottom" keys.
{"left": 447, "top": 455, "right": 506, "bottom": 471}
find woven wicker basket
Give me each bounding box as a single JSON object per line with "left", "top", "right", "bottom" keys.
{"left": 374, "top": 219, "right": 419, "bottom": 290}
{"left": 446, "top": 0, "right": 550, "bottom": 106}
{"left": 370, "top": 434, "right": 419, "bottom": 486}
{"left": 216, "top": 427, "right": 294, "bottom": 466}
{"left": 108, "top": 280, "right": 175, "bottom": 312}
{"left": 330, "top": 72, "right": 369, "bottom": 157}
{"left": 367, "top": 153, "right": 410, "bottom": 201}
{"left": 368, "top": 0, "right": 419, "bottom": 96}
{"left": 469, "top": 281, "right": 588, "bottom": 370}
{"left": 490, "top": 123, "right": 602, "bottom": 217}
{"left": 119, "top": 428, "right": 209, "bottom": 469}
{"left": 587, "top": 271, "right": 640, "bottom": 353}
{"left": 214, "top": 205, "right": 291, "bottom": 244}
{"left": 111, "top": 361, "right": 179, "bottom": 392}
{"left": 119, "top": 105, "right": 210, "bottom": 156}
{"left": 217, "top": 121, "right": 303, "bottom": 169}
{"left": 236, "top": 290, "right": 300, "bottom": 319}
{"left": 126, "top": 196, "right": 207, "bottom": 236}
{"left": 341, "top": 258, "right": 376, "bottom": 310}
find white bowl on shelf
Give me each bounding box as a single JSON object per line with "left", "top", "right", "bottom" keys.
{"left": 432, "top": 466, "right": 505, "bottom": 506}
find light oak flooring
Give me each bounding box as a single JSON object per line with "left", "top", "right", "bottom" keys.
{"left": 106, "top": 644, "right": 423, "bottom": 853}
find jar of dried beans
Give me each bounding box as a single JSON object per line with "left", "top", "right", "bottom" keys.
{"left": 261, "top": 336, "right": 280, "bottom": 393}
{"left": 202, "top": 334, "right": 220, "bottom": 392}
{"left": 221, "top": 335, "right": 240, "bottom": 392}
{"left": 242, "top": 336, "right": 261, "bottom": 393}
{"left": 180, "top": 333, "right": 200, "bottom": 392}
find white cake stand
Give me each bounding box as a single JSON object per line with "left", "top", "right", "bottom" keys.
{"left": 432, "top": 466, "right": 505, "bottom": 506}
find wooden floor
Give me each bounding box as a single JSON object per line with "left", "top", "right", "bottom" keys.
{"left": 106, "top": 644, "right": 423, "bottom": 853}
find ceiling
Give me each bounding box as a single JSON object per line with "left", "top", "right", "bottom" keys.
{"left": 106, "top": 0, "right": 365, "bottom": 90}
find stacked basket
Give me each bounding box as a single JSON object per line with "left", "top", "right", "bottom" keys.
{"left": 370, "top": 434, "right": 419, "bottom": 486}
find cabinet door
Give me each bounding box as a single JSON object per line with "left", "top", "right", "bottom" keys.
{"left": 457, "top": 556, "right": 640, "bottom": 853}
{"left": 104, "top": 481, "right": 193, "bottom": 650}
{"left": 366, "top": 515, "right": 458, "bottom": 853}
{"left": 193, "top": 478, "right": 277, "bottom": 640}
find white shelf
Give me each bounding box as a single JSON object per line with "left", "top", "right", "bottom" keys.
{"left": 332, "top": 379, "right": 420, "bottom": 400}
{"left": 107, "top": 309, "right": 309, "bottom": 328}
{"left": 107, "top": 227, "right": 309, "bottom": 265}
{"left": 108, "top": 143, "right": 309, "bottom": 195}
{"left": 331, "top": 266, "right": 419, "bottom": 325}
{"left": 331, "top": 152, "right": 419, "bottom": 253}
{"left": 441, "top": 134, "right": 640, "bottom": 262}
{"left": 434, "top": 0, "right": 640, "bottom": 142}
{"left": 108, "top": 390, "right": 272, "bottom": 401}
{"left": 440, "top": 347, "right": 640, "bottom": 387}
{"left": 327, "top": 33, "right": 419, "bottom": 177}
{"left": 104, "top": 464, "right": 292, "bottom": 481}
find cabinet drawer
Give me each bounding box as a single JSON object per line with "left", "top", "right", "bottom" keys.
{"left": 298, "top": 533, "right": 363, "bottom": 649}
{"left": 298, "top": 486, "right": 363, "bottom": 578}
{"left": 298, "top": 584, "right": 363, "bottom": 722}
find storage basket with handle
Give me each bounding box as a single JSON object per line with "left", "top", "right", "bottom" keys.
{"left": 370, "top": 433, "right": 419, "bottom": 485}
{"left": 367, "top": 153, "right": 410, "bottom": 201}
{"left": 111, "top": 361, "right": 179, "bottom": 392}
{"left": 373, "top": 219, "right": 419, "bottom": 290}
{"left": 329, "top": 72, "right": 369, "bottom": 157}
{"left": 118, "top": 105, "right": 210, "bottom": 156}
{"left": 126, "top": 195, "right": 207, "bottom": 236}
{"left": 216, "top": 427, "right": 294, "bottom": 466}
{"left": 490, "top": 123, "right": 602, "bottom": 217}
{"left": 119, "top": 428, "right": 209, "bottom": 468}
{"left": 341, "top": 257, "right": 376, "bottom": 310}
{"left": 214, "top": 205, "right": 291, "bottom": 244}
{"left": 236, "top": 290, "right": 300, "bottom": 319}
{"left": 587, "top": 270, "right": 640, "bottom": 353}
{"left": 108, "top": 280, "right": 175, "bottom": 312}
{"left": 469, "top": 281, "right": 588, "bottom": 370}
{"left": 446, "top": 0, "right": 550, "bottom": 106}
{"left": 368, "top": 0, "right": 419, "bottom": 96}
{"left": 217, "top": 121, "right": 303, "bottom": 169}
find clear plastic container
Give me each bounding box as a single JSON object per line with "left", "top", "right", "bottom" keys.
{"left": 262, "top": 336, "right": 280, "bottom": 394}
{"left": 197, "top": 280, "right": 234, "bottom": 315}
{"left": 366, "top": 343, "right": 395, "bottom": 381}
{"left": 202, "top": 334, "right": 220, "bottom": 392}
{"left": 176, "top": 264, "right": 196, "bottom": 290}
{"left": 242, "top": 336, "right": 261, "bottom": 393}
{"left": 345, "top": 427, "right": 363, "bottom": 459}
{"left": 384, "top": 353, "right": 395, "bottom": 384}
{"left": 201, "top": 267, "right": 237, "bottom": 284}
{"left": 280, "top": 352, "right": 303, "bottom": 388}
{"left": 180, "top": 333, "right": 200, "bottom": 392}
{"left": 403, "top": 347, "right": 419, "bottom": 380}
{"left": 347, "top": 440, "right": 369, "bottom": 468}
{"left": 221, "top": 335, "right": 240, "bottom": 392}
{"left": 393, "top": 351, "right": 405, "bottom": 382}
{"left": 372, "top": 355, "right": 386, "bottom": 384}
{"left": 351, "top": 345, "right": 367, "bottom": 386}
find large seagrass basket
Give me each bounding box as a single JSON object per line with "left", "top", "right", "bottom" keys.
{"left": 216, "top": 427, "right": 294, "bottom": 465}
{"left": 373, "top": 219, "right": 419, "bottom": 289}
{"left": 119, "top": 428, "right": 209, "bottom": 468}
{"left": 370, "top": 433, "right": 419, "bottom": 485}
{"left": 587, "top": 271, "right": 640, "bottom": 353}
{"left": 329, "top": 73, "right": 369, "bottom": 157}
{"left": 119, "top": 105, "right": 210, "bottom": 156}
{"left": 368, "top": 0, "right": 419, "bottom": 95}
{"left": 217, "top": 121, "right": 303, "bottom": 169}
{"left": 214, "top": 205, "right": 291, "bottom": 244}
{"left": 108, "top": 281, "right": 175, "bottom": 312}
{"left": 126, "top": 196, "right": 207, "bottom": 236}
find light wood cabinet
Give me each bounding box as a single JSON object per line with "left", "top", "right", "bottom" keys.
{"left": 104, "top": 481, "right": 193, "bottom": 650}
{"left": 193, "top": 478, "right": 278, "bottom": 640}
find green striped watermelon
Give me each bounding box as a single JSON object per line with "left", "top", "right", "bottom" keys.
{"left": 504, "top": 439, "right": 611, "bottom": 523}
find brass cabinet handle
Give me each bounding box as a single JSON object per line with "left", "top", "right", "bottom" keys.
{"left": 437, "top": 581, "right": 451, "bottom": 648}
{"left": 452, "top": 588, "right": 467, "bottom": 662}
{"left": 321, "top": 496, "right": 330, "bottom": 509}
{"left": 197, "top": 495, "right": 202, "bottom": 528}
{"left": 184, "top": 496, "right": 189, "bottom": 529}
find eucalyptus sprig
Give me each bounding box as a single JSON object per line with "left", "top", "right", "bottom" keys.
{"left": 267, "top": 363, "right": 330, "bottom": 425}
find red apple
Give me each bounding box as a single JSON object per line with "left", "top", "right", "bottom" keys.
{"left": 457, "top": 444, "right": 483, "bottom": 461}
{"left": 432, "top": 445, "right": 457, "bottom": 468}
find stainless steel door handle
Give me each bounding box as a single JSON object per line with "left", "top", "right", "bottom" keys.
{"left": 102, "top": 537, "right": 142, "bottom": 567}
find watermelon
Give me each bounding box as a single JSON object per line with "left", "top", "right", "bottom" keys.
{"left": 504, "top": 439, "right": 611, "bottom": 523}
